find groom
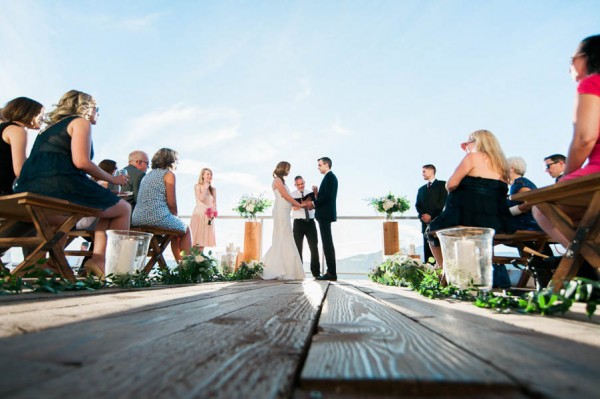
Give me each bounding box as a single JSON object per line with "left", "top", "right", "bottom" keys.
{"left": 307, "top": 157, "right": 338, "bottom": 281}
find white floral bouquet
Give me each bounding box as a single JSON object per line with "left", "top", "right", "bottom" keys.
{"left": 366, "top": 192, "right": 411, "bottom": 219}
{"left": 233, "top": 193, "right": 272, "bottom": 219}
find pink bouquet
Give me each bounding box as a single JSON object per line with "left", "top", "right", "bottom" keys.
{"left": 205, "top": 207, "right": 218, "bottom": 225}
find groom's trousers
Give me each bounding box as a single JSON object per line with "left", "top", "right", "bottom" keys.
{"left": 293, "top": 219, "right": 320, "bottom": 277}
{"left": 317, "top": 219, "right": 336, "bottom": 277}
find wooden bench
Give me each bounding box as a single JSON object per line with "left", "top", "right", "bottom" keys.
{"left": 0, "top": 192, "right": 99, "bottom": 281}
{"left": 493, "top": 230, "right": 551, "bottom": 287}
{"left": 131, "top": 226, "right": 185, "bottom": 273}
{"left": 512, "top": 172, "right": 600, "bottom": 291}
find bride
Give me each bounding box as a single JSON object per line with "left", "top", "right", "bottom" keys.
{"left": 262, "top": 161, "right": 306, "bottom": 280}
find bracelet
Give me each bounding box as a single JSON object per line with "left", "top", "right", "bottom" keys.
{"left": 509, "top": 205, "right": 522, "bottom": 216}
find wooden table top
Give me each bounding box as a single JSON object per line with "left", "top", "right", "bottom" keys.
{"left": 0, "top": 279, "right": 598, "bottom": 398}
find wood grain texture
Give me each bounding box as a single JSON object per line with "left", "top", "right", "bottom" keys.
{"left": 352, "top": 280, "right": 600, "bottom": 399}
{"left": 300, "top": 283, "right": 517, "bottom": 396}
{"left": 1, "top": 280, "right": 326, "bottom": 399}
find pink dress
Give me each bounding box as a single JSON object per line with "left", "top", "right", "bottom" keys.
{"left": 190, "top": 185, "right": 216, "bottom": 247}
{"left": 561, "top": 73, "right": 600, "bottom": 181}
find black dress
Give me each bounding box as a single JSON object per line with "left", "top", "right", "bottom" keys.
{"left": 0, "top": 122, "right": 18, "bottom": 195}
{"left": 14, "top": 116, "right": 119, "bottom": 210}
{"left": 429, "top": 176, "right": 515, "bottom": 236}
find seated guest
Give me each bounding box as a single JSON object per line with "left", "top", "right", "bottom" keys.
{"left": 544, "top": 154, "right": 566, "bottom": 182}
{"left": 121, "top": 150, "right": 149, "bottom": 210}
{"left": 95, "top": 159, "right": 118, "bottom": 189}
{"left": 506, "top": 156, "right": 543, "bottom": 231}
{"left": 14, "top": 90, "right": 131, "bottom": 278}
{"left": 1, "top": 97, "right": 44, "bottom": 195}
{"left": 132, "top": 148, "right": 191, "bottom": 262}
{"left": 533, "top": 34, "right": 600, "bottom": 281}
{"left": 427, "top": 129, "right": 515, "bottom": 267}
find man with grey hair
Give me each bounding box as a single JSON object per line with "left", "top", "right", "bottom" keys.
{"left": 122, "top": 150, "right": 150, "bottom": 210}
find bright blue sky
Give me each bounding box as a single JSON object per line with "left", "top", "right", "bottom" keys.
{"left": 2, "top": 0, "right": 599, "bottom": 222}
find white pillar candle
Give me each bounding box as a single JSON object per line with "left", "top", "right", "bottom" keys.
{"left": 409, "top": 244, "right": 416, "bottom": 255}
{"left": 115, "top": 239, "right": 138, "bottom": 274}
{"left": 454, "top": 240, "right": 480, "bottom": 284}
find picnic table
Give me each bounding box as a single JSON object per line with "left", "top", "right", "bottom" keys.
{"left": 0, "top": 192, "right": 99, "bottom": 281}
{"left": 0, "top": 279, "right": 597, "bottom": 398}
{"left": 512, "top": 172, "right": 600, "bottom": 290}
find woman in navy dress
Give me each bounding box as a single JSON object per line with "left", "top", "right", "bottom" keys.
{"left": 15, "top": 90, "right": 131, "bottom": 277}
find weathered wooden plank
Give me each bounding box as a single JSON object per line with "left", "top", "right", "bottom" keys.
{"left": 300, "top": 283, "right": 520, "bottom": 396}
{"left": 1, "top": 280, "right": 327, "bottom": 399}
{"left": 352, "top": 280, "right": 600, "bottom": 399}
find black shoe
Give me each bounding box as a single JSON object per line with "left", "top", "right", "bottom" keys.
{"left": 316, "top": 273, "right": 337, "bottom": 281}
{"left": 312, "top": 274, "right": 321, "bottom": 279}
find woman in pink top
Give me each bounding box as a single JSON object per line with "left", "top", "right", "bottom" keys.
{"left": 534, "top": 34, "right": 600, "bottom": 249}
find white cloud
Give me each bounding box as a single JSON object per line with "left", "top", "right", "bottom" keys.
{"left": 295, "top": 78, "right": 312, "bottom": 102}
{"left": 118, "top": 12, "right": 163, "bottom": 31}
{"left": 218, "top": 171, "right": 271, "bottom": 193}
{"left": 330, "top": 120, "right": 351, "bottom": 136}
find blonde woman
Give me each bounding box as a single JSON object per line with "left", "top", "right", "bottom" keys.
{"left": 132, "top": 148, "right": 192, "bottom": 262}
{"left": 427, "top": 130, "right": 515, "bottom": 266}
{"left": 262, "top": 161, "right": 306, "bottom": 280}
{"left": 190, "top": 168, "right": 217, "bottom": 252}
{"left": 14, "top": 90, "right": 131, "bottom": 277}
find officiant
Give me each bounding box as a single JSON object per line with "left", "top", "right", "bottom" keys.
{"left": 291, "top": 175, "right": 320, "bottom": 278}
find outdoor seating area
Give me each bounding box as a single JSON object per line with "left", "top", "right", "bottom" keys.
{"left": 0, "top": 279, "right": 598, "bottom": 398}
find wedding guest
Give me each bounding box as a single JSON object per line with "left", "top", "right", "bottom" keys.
{"left": 121, "top": 150, "right": 149, "bottom": 210}
{"left": 291, "top": 175, "right": 320, "bottom": 278}
{"left": 415, "top": 164, "right": 447, "bottom": 263}
{"left": 544, "top": 154, "right": 566, "bottom": 182}
{"left": 132, "top": 148, "right": 191, "bottom": 261}
{"left": 95, "top": 159, "right": 117, "bottom": 189}
{"left": 427, "top": 130, "right": 515, "bottom": 267}
{"left": 534, "top": 34, "right": 600, "bottom": 258}
{"left": 506, "top": 156, "right": 542, "bottom": 231}
{"left": 190, "top": 167, "right": 217, "bottom": 252}
{"left": 0, "top": 97, "right": 44, "bottom": 195}
{"left": 14, "top": 90, "right": 131, "bottom": 278}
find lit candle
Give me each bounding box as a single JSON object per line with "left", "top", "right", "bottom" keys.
{"left": 115, "top": 239, "right": 138, "bottom": 274}
{"left": 409, "top": 244, "right": 416, "bottom": 255}
{"left": 454, "top": 240, "right": 480, "bottom": 284}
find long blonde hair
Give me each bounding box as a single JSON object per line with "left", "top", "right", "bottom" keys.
{"left": 198, "top": 167, "right": 214, "bottom": 196}
{"left": 470, "top": 130, "right": 510, "bottom": 182}
{"left": 273, "top": 161, "right": 291, "bottom": 183}
{"left": 46, "top": 90, "right": 96, "bottom": 124}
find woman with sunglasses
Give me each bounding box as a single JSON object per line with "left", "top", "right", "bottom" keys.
{"left": 14, "top": 90, "right": 131, "bottom": 278}
{"left": 426, "top": 129, "right": 515, "bottom": 267}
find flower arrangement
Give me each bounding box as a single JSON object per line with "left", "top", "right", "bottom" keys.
{"left": 228, "top": 260, "right": 264, "bottom": 280}
{"left": 233, "top": 193, "right": 272, "bottom": 220}
{"left": 366, "top": 192, "right": 411, "bottom": 220}
{"left": 159, "top": 247, "right": 219, "bottom": 284}
{"left": 205, "top": 207, "right": 218, "bottom": 225}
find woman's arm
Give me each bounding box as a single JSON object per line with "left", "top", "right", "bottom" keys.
{"left": 446, "top": 154, "right": 475, "bottom": 192}
{"left": 165, "top": 171, "right": 178, "bottom": 215}
{"left": 4, "top": 125, "right": 27, "bottom": 177}
{"left": 565, "top": 94, "right": 600, "bottom": 174}
{"left": 69, "top": 118, "right": 128, "bottom": 185}
{"left": 274, "top": 178, "right": 302, "bottom": 207}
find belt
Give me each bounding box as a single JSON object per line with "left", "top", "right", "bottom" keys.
{"left": 294, "top": 218, "right": 314, "bottom": 222}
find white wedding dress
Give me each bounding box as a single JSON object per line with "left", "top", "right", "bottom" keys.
{"left": 262, "top": 181, "right": 306, "bottom": 280}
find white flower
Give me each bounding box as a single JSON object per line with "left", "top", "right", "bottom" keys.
{"left": 246, "top": 204, "right": 255, "bottom": 212}
{"left": 195, "top": 255, "right": 205, "bottom": 263}
{"left": 382, "top": 199, "right": 395, "bottom": 211}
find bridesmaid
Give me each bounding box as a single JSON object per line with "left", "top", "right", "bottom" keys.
{"left": 190, "top": 168, "right": 217, "bottom": 252}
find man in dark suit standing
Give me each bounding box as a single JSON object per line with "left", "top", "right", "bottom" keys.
{"left": 415, "top": 164, "right": 447, "bottom": 263}
{"left": 307, "top": 157, "right": 338, "bottom": 281}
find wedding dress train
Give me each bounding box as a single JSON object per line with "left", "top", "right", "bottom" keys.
{"left": 262, "top": 182, "right": 305, "bottom": 280}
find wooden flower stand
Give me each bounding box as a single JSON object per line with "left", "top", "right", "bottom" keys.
{"left": 383, "top": 221, "right": 399, "bottom": 255}
{"left": 242, "top": 220, "right": 262, "bottom": 262}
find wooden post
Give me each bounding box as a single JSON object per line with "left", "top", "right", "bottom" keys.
{"left": 383, "top": 221, "right": 399, "bottom": 255}
{"left": 243, "top": 221, "right": 262, "bottom": 262}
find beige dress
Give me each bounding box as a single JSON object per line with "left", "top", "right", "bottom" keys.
{"left": 190, "top": 184, "right": 216, "bottom": 247}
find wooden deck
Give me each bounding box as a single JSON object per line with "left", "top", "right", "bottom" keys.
{"left": 0, "top": 279, "right": 598, "bottom": 398}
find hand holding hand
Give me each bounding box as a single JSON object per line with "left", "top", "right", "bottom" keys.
{"left": 421, "top": 214, "right": 432, "bottom": 223}
{"left": 305, "top": 200, "right": 315, "bottom": 210}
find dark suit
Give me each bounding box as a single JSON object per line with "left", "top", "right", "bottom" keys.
{"left": 415, "top": 179, "right": 447, "bottom": 262}
{"left": 313, "top": 171, "right": 338, "bottom": 277}
{"left": 122, "top": 165, "right": 145, "bottom": 210}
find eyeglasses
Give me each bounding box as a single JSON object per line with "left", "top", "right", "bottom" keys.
{"left": 460, "top": 140, "right": 475, "bottom": 151}
{"left": 137, "top": 160, "right": 149, "bottom": 165}
{"left": 545, "top": 161, "right": 559, "bottom": 170}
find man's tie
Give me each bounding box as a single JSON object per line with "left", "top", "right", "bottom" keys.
{"left": 301, "top": 191, "right": 309, "bottom": 219}
{"left": 427, "top": 182, "right": 432, "bottom": 189}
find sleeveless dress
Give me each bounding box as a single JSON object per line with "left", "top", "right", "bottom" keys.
{"left": 190, "top": 185, "right": 216, "bottom": 247}
{"left": 14, "top": 116, "right": 119, "bottom": 209}
{"left": 0, "top": 122, "right": 18, "bottom": 195}
{"left": 429, "top": 176, "right": 515, "bottom": 235}
{"left": 131, "top": 168, "right": 187, "bottom": 232}
{"left": 561, "top": 73, "right": 600, "bottom": 181}
{"left": 262, "top": 181, "right": 305, "bottom": 280}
